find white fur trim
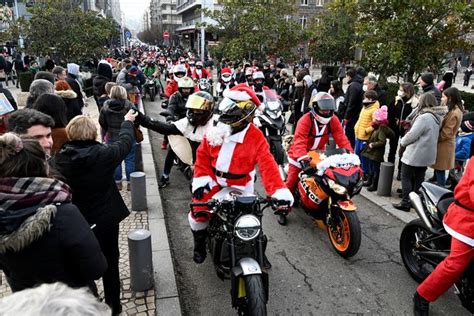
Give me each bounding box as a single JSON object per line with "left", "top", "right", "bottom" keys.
{"left": 444, "top": 222, "right": 474, "bottom": 247}
{"left": 272, "top": 188, "right": 294, "bottom": 206}
{"left": 223, "top": 89, "right": 251, "bottom": 101}
{"left": 188, "top": 212, "right": 209, "bottom": 231}
{"left": 216, "top": 141, "right": 237, "bottom": 173}
{"left": 297, "top": 155, "right": 309, "bottom": 162}
{"left": 316, "top": 153, "right": 360, "bottom": 175}
{"left": 192, "top": 176, "right": 216, "bottom": 193}
{"left": 288, "top": 157, "right": 301, "bottom": 168}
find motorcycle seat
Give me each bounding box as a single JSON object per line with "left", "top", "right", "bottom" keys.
{"left": 422, "top": 182, "right": 453, "bottom": 206}
{"left": 436, "top": 196, "right": 455, "bottom": 221}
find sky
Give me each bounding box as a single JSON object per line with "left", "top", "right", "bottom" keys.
{"left": 120, "top": 0, "right": 149, "bottom": 30}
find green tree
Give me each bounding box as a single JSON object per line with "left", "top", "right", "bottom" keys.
{"left": 307, "top": 0, "right": 357, "bottom": 65}
{"left": 202, "top": 0, "right": 305, "bottom": 61}
{"left": 19, "top": 0, "right": 118, "bottom": 64}
{"left": 354, "top": 0, "right": 474, "bottom": 82}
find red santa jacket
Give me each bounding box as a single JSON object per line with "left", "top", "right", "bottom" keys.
{"left": 192, "top": 68, "right": 211, "bottom": 80}
{"left": 443, "top": 158, "right": 474, "bottom": 246}
{"left": 165, "top": 79, "right": 178, "bottom": 98}
{"left": 288, "top": 113, "right": 353, "bottom": 165}
{"left": 193, "top": 124, "right": 286, "bottom": 196}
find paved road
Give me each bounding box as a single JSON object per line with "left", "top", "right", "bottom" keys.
{"left": 143, "top": 97, "right": 469, "bottom": 316}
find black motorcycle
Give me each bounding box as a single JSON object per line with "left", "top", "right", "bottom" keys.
{"left": 400, "top": 182, "right": 474, "bottom": 314}
{"left": 144, "top": 76, "right": 157, "bottom": 101}
{"left": 255, "top": 89, "right": 286, "bottom": 180}
{"left": 190, "top": 189, "right": 290, "bottom": 316}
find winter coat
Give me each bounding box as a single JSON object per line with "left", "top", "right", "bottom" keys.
{"left": 301, "top": 83, "right": 318, "bottom": 114}
{"left": 168, "top": 91, "right": 188, "bottom": 120}
{"left": 116, "top": 68, "right": 134, "bottom": 93}
{"left": 56, "top": 89, "right": 82, "bottom": 122}
{"left": 361, "top": 125, "right": 395, "bottom": 162}
{"left": 443, "top": 158, "right": 474, "bottom": 245}
{"left": 99, "top": 98, "right": 133, "bottom": 142}
{"left": 400, "top": 108, "right": 444, "bottom": 167}
{"left": 387, "top": 96, "right": 417, "bottom": 136}
{"left": 374, "top": 85, "right": 387, "bottom": 106}
{"left": 343, "top": 75, "right": 364, "bottom": 121}
{"left": 51, "top": 127, "right": 69, "bottom": 156}
{"left": 354, "top": 101, "right": 380, "bottom": 140}
{"left": 422, "top": 84, "right": 442, "bottom": 105}
{"left": 92, "top": 74, "right": 110, "bottom": 100}
{"left": 52, "top": 121, "right": 134, "bottom": 230}
{"left": 337, "top": 65, "right": 346, "bottom": 79}
{"left": 0, "top": 201, "right": 106, "bottom": 292}
{"left": 432, "top": 107, "right": 463, "bottom": 170}
{"left": 455, "top": 133, "right": 474, "bottom": 160}
{"left": 65, "top": 74, "right": 84, "bottom": 109}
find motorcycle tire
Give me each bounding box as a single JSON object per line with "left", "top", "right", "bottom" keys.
{"left": 327, "top": 210, "right": 361, "bottom": 258}
{"left": 150, "top": 88, "right": 156, "bottom": 101}
{"left": 242, "top": 275, "right": 267, "bottom": 316}
{"left": 270, "top": 141, "right": 285, "bottom": 165}
{"left": 400, "top": 219, "right": 435, "bottom": 283}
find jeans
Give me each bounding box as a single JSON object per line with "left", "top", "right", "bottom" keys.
{"left": 109, "top": 140, "right": 136, "bottom": 182}
{"left": 355, "top": 139, "right": 369, "bottom": 174}
{"left": 434, "top": 169, "right": 446, "bottom": 186}
{"left": 401, "top": 163, "right": 427, "bottom": 207}
{"left": 163, "top": 147, "right": 176, "bottom": 176}
{"left": 344, "top": 117, "right": 356, "bottom": 149}
{"left": 368, "top": 160, "right": 381, "bottom": 178}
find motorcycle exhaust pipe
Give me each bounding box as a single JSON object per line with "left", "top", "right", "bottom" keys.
{"left": 409, "top": 192, "right": 433, "bottom": 230}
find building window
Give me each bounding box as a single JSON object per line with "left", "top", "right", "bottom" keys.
{"left": 300, "top": 15, "right": 307, "bottom": 29}
{"left": 316, "top": 0, "right": 323, "bottom": 6}
{"left": 300, "top": 0, "right": 308, "bottom": 6}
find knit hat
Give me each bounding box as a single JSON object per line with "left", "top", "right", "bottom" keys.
{"left": 67, "top": 63, "right": 80, "bottom": 76}
{"left": 373, "top": 105, "right": 388, "bottom": 122}
{"left": 420, "top": 72, "right": 434, "bottom": 86}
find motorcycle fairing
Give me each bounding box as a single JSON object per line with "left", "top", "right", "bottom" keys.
{"left": 337, "top": 200, "right": 357, "bottom": 211}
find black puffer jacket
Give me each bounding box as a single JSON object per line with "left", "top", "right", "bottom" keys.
{"left": 52, "top": 121, "right": 134, "bottom": 230}
{"left": 0, "top": 201, "right": 106, "bottom": 292}
{"left": 99, "top": 98, "right": 133, "bottom": 141}
{"left": 92, "top": 74, "right": 110, "bottom": 100}
{"left": 168, "top": 91, "right": 188, "bottom": 120}
{"left": 343, "top": 74, "right": 364, "bottom": 121}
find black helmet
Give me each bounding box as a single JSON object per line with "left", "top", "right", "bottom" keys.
{"left": 185, "top": 91, "right": 215, "bottom": 126}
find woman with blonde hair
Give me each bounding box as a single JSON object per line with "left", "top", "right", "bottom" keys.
{"left": 52, "top": 110, "right": 137, "bottom": 315}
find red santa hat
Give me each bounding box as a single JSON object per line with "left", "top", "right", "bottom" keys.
{"left": 221, "top": 68, "right": 232, "bottom": 75}
{"left": 223, "top": 83, "right": 261, "bottom": 107}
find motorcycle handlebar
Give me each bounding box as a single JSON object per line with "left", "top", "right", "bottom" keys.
{"left": 190, "top": 197, "right": 290, "bottom": 209}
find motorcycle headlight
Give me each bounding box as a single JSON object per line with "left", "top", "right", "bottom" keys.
{"left": 234, "top": 215, "right": 261, "bottom": 241}
{"left": 327, "top": 179, "right": 347, "bottom": 195}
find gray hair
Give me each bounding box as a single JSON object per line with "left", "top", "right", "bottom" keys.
{"left": 0, "top": 283, "right": 111, "bottom": 316}
{"left": 29, "top": 79, "right": 55, "bottom": 99}
{"left": 366, "top": 74, "right": 378, "bottom": 84}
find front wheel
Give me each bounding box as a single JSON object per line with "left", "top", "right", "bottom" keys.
{"left": 149, "top": 86, "right": 156, "bottom": 101}
{"left": 240, "top": 275, "right": 267, "bottom": 316}
{"left": 400, "top": 219, "right": 436, "bottom": 283}
{"left": 327, "top": 210, "right": 361, "bottom": 258}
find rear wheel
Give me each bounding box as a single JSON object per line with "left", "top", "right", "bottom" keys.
{"left": 400, "top": 219, "right": 436, "bottom": 283}
{"left": 270, "top": 140, "right": 284, "bottom": 165}
{"left": 327, "top": 210, "right": 361, "bottom": 258}
{"left": 241, "top": 275, "right": 267, "bottom": 316}
{"left": 149, "top": 86, "right": 156, "bottom": 101}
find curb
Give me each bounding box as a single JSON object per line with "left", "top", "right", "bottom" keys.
{"left": 141, "top": 126, "right": 182, "bottom": 316}
{"left": 359, "top": 188, "right": 418, "bottom": 224}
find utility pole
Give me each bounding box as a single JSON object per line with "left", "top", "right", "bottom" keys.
{"left": 200, "top": 0, "right": 206, "bottom": 62}
{"left": 13, "top": 0, "right": 23, "bottom": 48}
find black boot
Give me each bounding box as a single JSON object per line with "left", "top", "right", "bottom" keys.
{"left": 367, "top": 176, "right": 378, "bottom": 192}
{"left": 363, "top": 175, "right": 372, "bottom": 187}
{"left": 192, "top": 229, "right": 207, "bottom": 264}
{"left": 413, "top": 291, "right": 430, "bottom": 316}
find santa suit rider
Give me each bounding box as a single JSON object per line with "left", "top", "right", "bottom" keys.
{"left": 216, "top": 67, "right": 235, "bottom": 97}
{"left": 192, "top": 61, "right": 211, "bottom": 80}
{"left": 244, "top": 67, "right": 254, "bottom": 87}
{"left": 190, "top": 84, "right": 294, "bottom": 264}
{"left": 413, "top": 158, "right": 474, "bottom": 315}
{"left": 165, "top": 64, "right": 187, "bottom": 98}
{"left": 187, "top": 60, "right": 196, "bottom": 77}
{"left": 286, "top": 92, "right": 353, "bottom": 195}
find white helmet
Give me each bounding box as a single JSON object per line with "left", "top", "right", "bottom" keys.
{"left": 252, "top": 71, "right": 265, "bottom": 80}
{"left": 173, "top": 64, "right": 187, "bottom": 80}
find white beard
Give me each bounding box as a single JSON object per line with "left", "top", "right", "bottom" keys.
{"left": 206, "top": 121, "right": 232, "bottom": 147}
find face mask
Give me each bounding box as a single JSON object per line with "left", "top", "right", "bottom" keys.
{"left": 362, "top": 85, "right": 368, "bottom": 92}
{"left": 397, "top": 90, "right": 405, "bottom": 98}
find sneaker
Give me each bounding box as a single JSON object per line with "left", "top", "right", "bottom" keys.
{"left": 116, "top": 182, "right": 123, "bottom": 191}
{"left": 413, "top": 292, "right": 430, "bottom": 316}
{"left": 158, "top": 176, "right": 170, "bottom": 188}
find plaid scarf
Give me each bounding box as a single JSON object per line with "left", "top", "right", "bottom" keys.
{"left": 0, "top": 177, "right": 72, "bottom": 211}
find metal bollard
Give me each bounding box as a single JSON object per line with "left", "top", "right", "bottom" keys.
{"left": 128, "top": 229, "right": 153, "bottom": 292}
{"left": 131, "top": 172, "right": 147, "bottom": 211}
{"left": 135, "top": 143, "right": 144, "bottom": 172}
{"left": 377, "top": 162, "right": 395, "bottom": 197}
{"left": 327, "top": 136, "right": 336, "bottom": 150}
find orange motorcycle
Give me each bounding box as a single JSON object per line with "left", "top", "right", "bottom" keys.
{"left": 296, "top": 149, "right": 363, "bottom": 258}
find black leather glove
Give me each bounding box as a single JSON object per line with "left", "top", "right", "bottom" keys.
{"left": 193, "top": 184, "right": 210, "bottom": 200}
{"left": 299, "top": 159, "right": 310, "bottom": 170}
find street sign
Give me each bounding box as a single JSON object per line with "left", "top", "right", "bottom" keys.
{"left": 163, "top": 32, "right": 170, "bottom": 39}
{"left": 125, "top": 31, "right": 132, "bottom": 39}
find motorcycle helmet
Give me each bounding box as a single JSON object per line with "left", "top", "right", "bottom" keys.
{"left": 173, "top": 64, "right": 187, "bottom": 80}
{"left": 218, "top": 83, "right": 262, "bottom": 132}
{"left": 178, "top": 76, "right": 195, "bottom": 97}
{"left": 245, "top": 68, "right": 253, "bottom": 82}
{"left": 252, "top": 71, "right": 265, "bottom": 91}
{"left": 309, "top": 92, "right": 335, "bottom": 125}
{"left": 196, "top": 61, "right": 203, "bottom": 69}
{"left": 185, "top": 91, "right": 215, "bottom": 126}
{"left": 221, "top": 68, "right": 233, "bottom": 83}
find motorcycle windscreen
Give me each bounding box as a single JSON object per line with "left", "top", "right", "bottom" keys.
{"left": 168, "top": 135, "right": 194, "bottom": 166}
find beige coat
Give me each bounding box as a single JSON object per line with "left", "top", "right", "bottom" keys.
{"left": 432, "top": 107, "right": 463, "bottom": 170}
